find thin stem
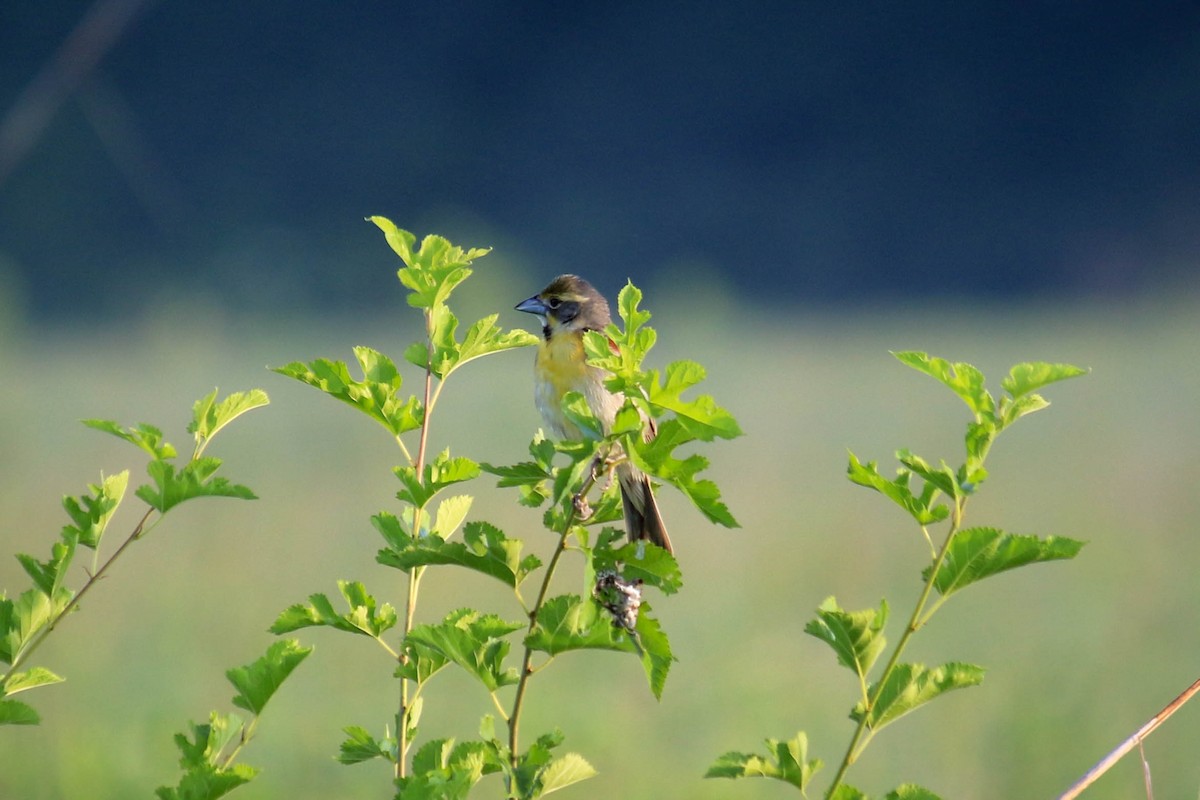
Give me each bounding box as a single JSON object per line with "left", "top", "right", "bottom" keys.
{"left": 507, "top": 463, "right": 603, "bottom": 775}
{"left": 395, "top": 312, "right": 438, "bottom": 781}
{"left": 220, "top": 712, "right": 261, "bottom": 771}
{"left": 2, "top": 506, "right": 157, "bottom": 686}
{"left": 824, "top": 497, "right": 967, "bottom": 798}
{"left": 1057, "top": 675, "right": 1200, "bottom": 800}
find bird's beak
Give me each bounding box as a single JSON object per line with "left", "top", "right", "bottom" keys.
{"left": 515, "top": 295, "right": 549, "bottom": 316}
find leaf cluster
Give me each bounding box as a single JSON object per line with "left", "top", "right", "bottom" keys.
{"left": 1, "top": 389, "right": 266, "bottom": 727}
{"left": 156, "top": 640, "right": 312, "bottom": 800}
{"left": 711, "top": 353, "right": 1087, "bottom": 799}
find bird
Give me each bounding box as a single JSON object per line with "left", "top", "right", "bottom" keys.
{"left": 515, "top": 274, "right": 673, "bottom": 554}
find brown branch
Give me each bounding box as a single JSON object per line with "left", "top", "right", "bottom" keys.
{"left": 1057, "top": 675, "right": 1200, "bottom": 800}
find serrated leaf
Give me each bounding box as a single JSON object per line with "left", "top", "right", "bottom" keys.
{"left": 272, "top": 349, "right": 423, "bottom": 437}
{"left": 829, "top": 786, "right": 868, "bottom": 800}
{"left": 269, "top": 581, "right": 397, "bottom": 638}
{"left": 805, "top": 597, "right": 888, "bottom": 679}
{"left": 189, "top": 388, "right": 270, "bottom": 456}
{"left": 928, "top": 527, "right": 1085, "bottom": 598}
{"left": 853, "top": 662, "right": 985, "bottom": 732}
{"left": 892, "top": 351, "right": 995, "bottom": 419}
{"left": 538, "top": 752, "right": 597, "bottom": 795}
{"left": 83, "top": 419, "right": 177, "bottom": 459}
{"left": 999, "top": 392, "right": 1052, "bottom": 427}
{"left": 3, "top": 666, "right": 64, "bottom": 695}
{"left": 405, "top": 610, "right": 523, "bottom": 692}
{"left": 432, "top": 495, "right": 473, "bottom": 539}
{"left": 136, "top": 458, "right": 256, "bottom": 513}
{"left": 593, "top": 538, "right": 682, "bottom": 595}
{"left": 1001, "top": 361, "right": 1088, "bottom": 398}
{"left": 368, "top": 217, "right": 489, "bottom": 310}
{"left": 705, "top": 731, "right": 822, "bottom": 791}
{"left": 62, "top": 470, "right": 128, "bottom": 550}
{"left": 633, "top": 609, "right": 674, "bottom": 699}
{"left": 525, "top": 595, "right": 623, "bottom": 657}
{"left": 647, "top": 360, "right": 743, "bottom": 441}
{"left": 17, "top": 542, "right": 76, "bottom": 599}
{"left": 630, "top": 419, "right": 738, "bottom": 527}
{"left": 337, "top": 725, "right": 392, "bottom": 765}
{"left": 885, "top": 784, "right": 944, "bottom": 800}
{"left": 227, "top": 639, "right": 312, "bottom": 715}
{"left": 376, "top": 520, "right": 541, "bottom": 588}
{"left": 394, "top": 449, "right": 481, "bottom": 509}
{"left": 0, "top": 589, "right": 61, "bottom": 664}
{"left": 847, "top": 452, "right": 949, "bottom": 525}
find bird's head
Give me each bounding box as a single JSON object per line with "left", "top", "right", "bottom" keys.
{"left": 515, "top": 274, "right": 612, "bottom": 335}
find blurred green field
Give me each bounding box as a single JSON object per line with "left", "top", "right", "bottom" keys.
{"left": 3, "top": 291, "right": 1200, "bottom": 799}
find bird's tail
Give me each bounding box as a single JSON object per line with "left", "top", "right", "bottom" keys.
{"left": 619, "top": 468, "right": 673, "bottom": 554}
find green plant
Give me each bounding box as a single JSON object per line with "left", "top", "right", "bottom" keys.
{"left": 707, "top": 352, "right": 1086, "bottom": 799}
{"left": 270, "top": 217, "right": 741, "bottom": 798}
{"left": 0, "top": 389, "right": 269, "bottom": 727}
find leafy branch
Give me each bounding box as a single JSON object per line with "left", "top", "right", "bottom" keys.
{"left": 709, "top": 352, "right": 1086, "bottom": 799}
{"left": 0, "top": 389, "right": 268, "bottom": 727}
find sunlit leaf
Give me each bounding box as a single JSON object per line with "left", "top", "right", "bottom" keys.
{"left": 227, "top": 639, "right": 312, "bottom": 715}
{"left": 805, "top": 597, "right": 889, "bottom": 680}
{"left": 706, "top": 731, "right": 822, "bottom": 791}
{"left": 853, "top": 662, "right": 985, "bottom": 732}
{"left": 927, "top": 527, "right": 1085, "bottom": 598}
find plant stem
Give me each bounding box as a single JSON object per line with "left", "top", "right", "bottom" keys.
{"left": 507, "top": 464, "right": 602, "bottom": 775}
{"left": 824, "top": 497, "right": 966, "bottom": 798}
{"left": 2, "top": 506, "right": 157, "bottom": 685}
{"left": 396, "top": 315, "right": 438, "bottom": 781}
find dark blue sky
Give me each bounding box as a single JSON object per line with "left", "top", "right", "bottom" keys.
{"left": 2, "top": 2, "right": 1198, "bottom": 317}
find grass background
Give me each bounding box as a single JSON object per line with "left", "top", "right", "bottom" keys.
{"left": 3, "top": 278, "right": 1200, "bottom": 799}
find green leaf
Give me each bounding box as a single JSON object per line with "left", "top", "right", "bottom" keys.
{"left": 367, "top": 217, "right": 489, "bottom": 309}
{"left": 227, "top": 639, "right": 312, "bottom": 716}
{"left": 830, "top": 786, "right": 868, "bottom": 800}
{"left": 394, "top": 449, "right": 481, "bottom": 509}
{"left": 705, "top": 731, "right": 822, "bottom": 791}
{"left": 998, "top": 392, "right": 1051, "bottom": 428}
{"left": 136, "top": 457, "right": 256, "bottom": 513}
{"left": 538, "top": 752, "right": 597, "bottom": 795}
{"left": 62, "top": 470, "right": 128, "bottom": 550}
{"left": 405, "top": 610, "right": 523, "bottom": 692}
{"left": 630, "top": 419, "right": 738, "bottom": 527}
{"left": 647, "top": 360, "right": 743, "bottom": 440}
{"left": 0, "top": 698, "right": 40, "bottom": 725}
{"left": 805, "top": 597, "right": 889, "bottom": 680}
{"left": 0, "top": 588, "right": 64, "bottom": 665}
{"left": 593, "top": 538, "right": 682, "bottom": 595}
{"left": 421, "top": 311, "right": 538, "bottom": 379}
{"left": 337, "top": 725, "right": 393, "bottom": 765}
{"left": 17, "top": 541, "right": 76, "bottom": 599}
{"left": 1001, "top": 361, "right": 1088, "bottom": 399}
{"left": 3, "top": 666, "right": 65, "bottom": 696}
{"left": 272, "top": 348, "right": 423, "bottom": 437}
{"left": 269, "top": 581, "right": 397, "bottom": 638}
{"left": 432, "top": 494, "right": 473, "bottom": 539}
{"left": 188, "top": 388, "right": 270, "bottom": 456}
{"left": 155, "top": 713, "right": 257, "bottom": 800}
{"left": 892, "top": 351, "right": 995, "bottom": 420}
{"left": 83, "top": 419, "right": 177, "bottom": 459}
{"left": 847, "top": 452, "right": 949, "bottom": 526}
{"left": 633, "top": 609, "right": 674, "bottom": 700}
{"left": 896, "top": 449, "right": 960, "bottom": 500}
{"left": 885, "top": 785, "right": 944, "bottom": 800}
{"left": 525, "top": 595, "right": 624, "bottom": 657}
{"left": 853, "top": 662, "right": 985, "bottom": 732}
{"left": 928, "top": 527, "right": 1086, "bottom": 598}
{"left": 375, "top": 518, "right": 542, "bottom": 588}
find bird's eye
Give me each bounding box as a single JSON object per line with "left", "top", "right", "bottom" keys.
{"left": 546, "top": 297, "right": 561, "bottom": 309}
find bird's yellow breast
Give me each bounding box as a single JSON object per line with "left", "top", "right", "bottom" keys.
{"left": 533, "top": 331, "right": 598, "bottom": 439}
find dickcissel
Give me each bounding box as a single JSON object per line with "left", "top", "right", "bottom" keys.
{"left": 516, "top": 275, "right": 673, "bottom": 554}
